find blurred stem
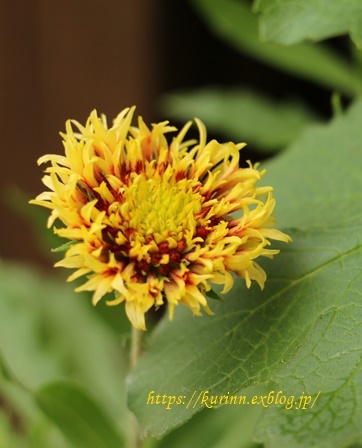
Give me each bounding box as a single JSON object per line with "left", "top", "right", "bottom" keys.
{"left": 331, "top": 92, "right": 343, "bottom": 117}
{"left": 129, "top": 327, "right": 145, "bottom": 448}
{"left": 130, "top": 326, "right": 144, "bottom": 369}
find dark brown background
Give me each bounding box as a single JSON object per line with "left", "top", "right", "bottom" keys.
{"left": 0, "top": 0, "right": 161, "bottom": 265}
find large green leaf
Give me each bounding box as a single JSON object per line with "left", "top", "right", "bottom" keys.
{"left": 35, "top": 382, "right": 124, "bottom": 448}
{"left": 128, "top": 99, "right": 362, "bottom": 447}
{"left": 254, "top": 0, "right": 362, "bottom": 48}
{"left": 161, "top": 87, "right": 319, "bottom": 152}
{"left": 191, "top": 0, "right": 362, "bottom": 96}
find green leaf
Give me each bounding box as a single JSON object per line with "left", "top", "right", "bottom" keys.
{"left": 51, "top": 240, "right": 78, "bottom": 253}
{"left": 191, "top": 0, "right": 362, "bottom": 96}
{"left": 128, "top": 99, "right": 362, "bottom": 447}
{"left": 161, "top": 88, "right": 320, "bottom": 152}
{"left": 35, "top": 382, "right": 124, "bottom": 448}
{"left": 254, "top": 0, "right": 362, "bottom": 48}
{"left": 206, "top": 288, "right": 223, "bottom": 302}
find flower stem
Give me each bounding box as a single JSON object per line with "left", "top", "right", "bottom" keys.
{"left": 129, "top": 326, "right": 145, "bottom": 448}
{"left": 130, "top": 326, "right": 144, "bottom": 369}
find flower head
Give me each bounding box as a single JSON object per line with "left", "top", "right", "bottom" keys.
{"left": 30, "top": 107, "right": 291, "bottom": 330}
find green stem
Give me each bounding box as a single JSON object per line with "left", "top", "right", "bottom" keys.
{"left": 130, "top": 326, "right": 144, "bottom": 369}
{"left": 129, "top": 326, "right": 145, "bottom": 448}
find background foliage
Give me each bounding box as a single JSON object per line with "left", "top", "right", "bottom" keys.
{"left": 1, "top": 0, "right": 361, "bottom": 447}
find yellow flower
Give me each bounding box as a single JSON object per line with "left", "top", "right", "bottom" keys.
{"left": 30, "top": 107, "right": 291, "bottom": 330}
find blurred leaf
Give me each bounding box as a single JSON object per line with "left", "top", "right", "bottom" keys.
{"left": 0, "top": 378, "right": 69, "bottom": 448}
{"left": 254, "top": 0, "right": 362, "bottom": 48}
{"left": 0, "top": 414, "right": 27, "bottom": 448}
{"left": 191, "top": 0, "right": 362, "bottom": 96}
{"left": 161, "top": 87, "right": 320, "bottom": 151}
{"left": 0, "top": 263, "right": 128, "bottom": 435}
{"left": 128, "top": 99, "right": 362, "bottom": 448}
{"left": 35, "top": 381, "right": 124, "bottom": 448}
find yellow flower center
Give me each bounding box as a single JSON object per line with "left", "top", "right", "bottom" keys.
{"left": 101, "top": 164, "right": 206, "bottom": 280}
{"left": 124, "top": 167, "right": 202, "bottom": 240}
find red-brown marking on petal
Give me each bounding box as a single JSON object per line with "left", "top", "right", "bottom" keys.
{"left": 158, "top": 264, "right": 172, "bottom": 276}
{"left": 135, "top": 159, "right": 144, "bottom": 174}
{"left": 197, "top": 205, "right": 212, "bottom": 219}
{"left": 177, "top": 239, "right": 186, "bottom": 252}
{"left": 151, "top": 253, "right": 163, "bottom": 265}
{"left": 124, "top": 228, "right": 135, "bottom": 238}
{"left": 159, "top": 241, "right": 169, "bottom": 253}
{"left": 169, "top": 251, "right": 181, "bottom": 264}
{"left": 176, "top": 171, "right": 186, "bottom": 181}
{"left": 139, "top": 260, "right": 151, "bottom": 274}
{"left": 158, "top": 161, "right": 167, "bottom": 175}
{"left": 196, "top": 226, "right": 208, "bottom": 239}
{"left": 142, "top": 135, "right": 152, "bottom": 160}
